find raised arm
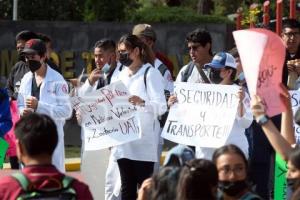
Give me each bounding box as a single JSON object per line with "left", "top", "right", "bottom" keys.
{"left": 280, "top": 83, "right": 295, "bottom": 145}
{"left": 251, "top": 94, "right": 293, "bottom": 161}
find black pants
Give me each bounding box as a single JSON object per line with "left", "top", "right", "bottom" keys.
{"left": 117, "top": 158, "right": 154, "bottom": 200}
{"left": 249, "top": 115, "right": 280, "bottom": 199}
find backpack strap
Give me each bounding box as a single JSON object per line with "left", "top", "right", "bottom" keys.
{"left": 181, "top": 61, "right": 194, "bottom": 82}
{"left": 143, "top": 66, "right": 151, "bottom": 91}
{"left": 11, "top": 173, "right": 30, "bottom": 191}
{"left": 157, "top": 63, "right": 168, "bottom": 76}
{"left": 62, "top": 175, "right": 74, "bottom": 188}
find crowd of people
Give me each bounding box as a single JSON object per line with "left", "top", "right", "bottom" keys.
{"left": 0, "top": 18, "right": 300, "bottom": 200}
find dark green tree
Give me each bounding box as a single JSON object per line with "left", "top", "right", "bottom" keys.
{"left": 83, "top": 0, "right": 140, "bottom": 22}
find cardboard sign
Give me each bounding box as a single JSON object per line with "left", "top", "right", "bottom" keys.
{"left": 161, "top": 82, "right": 239, "bottom": 147}
{"left": 71, "top": 81, "right": 141, "bottom": 151}
{"left": 233, "top": 28, "right": 286, "bottom": 117}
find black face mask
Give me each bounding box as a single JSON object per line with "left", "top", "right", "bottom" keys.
{"left": 27, "top": 60, "right": 42, "bottom": 73}
{"left": 287, "top": 178, "right": 300, "bottom": 191}
{"left": 119, "top": 52, "right": 133, "bottom": 67}
{"left": 17, "top": 51, "right": 26, "bottom": 62}
{"left": 218, "top": 180, "right": 248, "bottom": 196}
{"left": 209, "top": 68, "right": 223, "bottom": 84}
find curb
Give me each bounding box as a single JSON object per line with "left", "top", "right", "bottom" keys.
{"left": 4, "top": 153, "right": 167, "bottom": 172}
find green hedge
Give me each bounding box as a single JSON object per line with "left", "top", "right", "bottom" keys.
{"left": 127, "top": 6, "right": 233, "bottom": 24}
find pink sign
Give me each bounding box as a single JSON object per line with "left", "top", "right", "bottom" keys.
{"left": 233, "top": 28, "right": 286, "bottom": 117}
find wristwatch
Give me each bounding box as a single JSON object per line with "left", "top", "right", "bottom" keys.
{"left": 256, "top": 115, "right": 269, "bottom": 125}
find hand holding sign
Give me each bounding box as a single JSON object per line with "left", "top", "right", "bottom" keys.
{"left": 233, "top": 28, "right": 286, "bottom": 117}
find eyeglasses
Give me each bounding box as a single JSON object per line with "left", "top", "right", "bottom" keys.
{"left": 188, "top": 44, "right": 202, "bottom": 51}
{"left": 283, "top": 32, "right": 300, "bottom": 38}
{"left": 218, "top": 165, "right": 245, "bottom": 176}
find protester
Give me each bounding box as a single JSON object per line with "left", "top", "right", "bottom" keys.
{"left": 250, "top": 85, "right": 300, "bottom": 196}
{"left": 132, "top": 23, "right": 174, "bottom": 94}
{"left": 7, "top": 30, "right": 38, "bottom": 101}
{"left": 176, "top": 159, "right": 218, "bottom": 200}
{"left": 280, "top": 19, "right": 300, "bottom": 89}
{"left": 37, "top": 32, "right": 61, "bottom": 74}
{"left": 173, "top": 52, "right": 251, "bottom": 159}
{"left": 111, "top": 34, "right": 167, "bottom": 200}
{"left": 0, "top": 87, "right": 12, "bottom": 138}
{"left": 77, "top": 38, "right": 123, "bottom": 200}
{"left": 78, "top": 38, "right": 122, "bottom": 96}
{"left": 175, "top": 28, "right": 213, "bottom": 83}
{"left": 163, "top": 144, "right": 195, "bottom": 167}
{"left": 0, "top": 113, "right": 93, "bottom": 200}
{"left": 132, "top": 23, "right": 174, "bottom": 172}
{"left": 132, "top": 23, "right": 175, "bottom": 77}
{"left": 17, "top": 39, "right": 72, "bottom": 172}
{"left": 213, "top": 144, "right": 262, "bottom": 200}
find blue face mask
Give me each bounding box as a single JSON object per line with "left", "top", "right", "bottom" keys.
{"left": 102, "top": 63, "right": 110, "bottom": 74}
{"left": 238, "top": 72, "right": 245, "bottom": 81}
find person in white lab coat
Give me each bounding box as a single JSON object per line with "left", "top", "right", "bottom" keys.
{"left": 77, "top": 39, "right": 123, "bottom": 200}
{"left": 17, "top": 39, "right": 72, "bottom": 172}
{"left": 112, "top": 34, "right": 167, "bottom": 200}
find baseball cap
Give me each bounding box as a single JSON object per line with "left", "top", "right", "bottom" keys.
{"left": 204, "top": 52, "right": 237, "bottom": 69}
{"left": 22, "top": 39, "right": 46, "bottom": 55}
{"left": 132, "top": 24, "right": 156, "bottom": 41}
{"left": 163, "top": 145, "right": 195, "bottom": 167}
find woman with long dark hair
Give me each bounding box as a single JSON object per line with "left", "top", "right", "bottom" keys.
{"left": 111, "top": 34, "right": 167, "bottom": 200}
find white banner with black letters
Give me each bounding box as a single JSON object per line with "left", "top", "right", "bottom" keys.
{"left": 161, "top": 82, "right": 239, "bottom": 148}
{"left": 71, "top": 81, "right": 141, "bottom": 151}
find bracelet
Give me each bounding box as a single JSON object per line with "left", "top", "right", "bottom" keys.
{"left": 256, "top": 114, "right": 269, "bottom": 125}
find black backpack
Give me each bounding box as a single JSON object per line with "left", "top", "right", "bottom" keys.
{"left": 144, "top": 66, "right": 170, "bottom": 128}
{"left": 12, "top": 172, "right": 77, "bottom": 200}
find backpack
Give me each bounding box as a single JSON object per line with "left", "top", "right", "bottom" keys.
{"left": 12, "top": 172, "right": 77, "bottom": 200}
{"left": 181, "top": 61, "right": 210, "bottom": 83}
{"left": 157, "top": 63, "right": 169, "bottom": 77}
{"left": 144, "top": 67, "right": 170, "bottom": 128}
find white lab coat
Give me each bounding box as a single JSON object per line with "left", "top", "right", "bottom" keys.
{"left": 111, "top": 63, "right": 167, "bottom": 162}
{"left": 17, "top": 65, "right": 72, "bottom": 172}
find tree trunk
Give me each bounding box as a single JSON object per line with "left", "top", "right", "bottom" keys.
{"left": 197, "top": 0, "right": 213, "bottom": 15}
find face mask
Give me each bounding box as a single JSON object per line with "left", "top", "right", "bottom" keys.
{"left": 27, "top": 60, "right": 42, "bottom": 73}
{"left": 209, "top": 69, "right": 223, "bottom": 84}
{"left": 238, "top": 72, "right": 245, "bottom": 82}
{"left": 218, "top": 180, "right": 248, "bottom": 196}
{"left": 17, "top": 51, "right": 25, "bottom": 62}
{"left": 119, "top": 52, "right": 133, "bottom": 67}
{"left": 287, "top": 178, "right": 300, "bottom": 191}
{"left": 102, "top": 63, "right": 111, "bottom": 74}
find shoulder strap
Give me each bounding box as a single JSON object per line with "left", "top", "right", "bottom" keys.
{"left": 62, "top": 175, "right": 74, "bottom": 188}
{"left": 181, "top": 62, "right": 194, "bottom": 82}
{"left": 157, "top": 63, "right": 168, "bottom": 76}
{"left": 143, "top": 66, "right": 151, "bottom": 91}
{"left": 197, "top": 65, "right": 210, "bottom": 83}
{"left": 11, "top": 173, "right": 30, "bottom": 191}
